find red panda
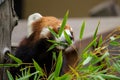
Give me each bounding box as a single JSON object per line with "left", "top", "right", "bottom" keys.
{"left": 10, "top": 13, "right": 74, "bottom": 78}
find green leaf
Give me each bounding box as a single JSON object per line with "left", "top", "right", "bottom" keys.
{"left": 48, "top": 72, "right": 55, "bottom": 80}
{"left": 19, "top": 67, "right": 30, "bottom": 79}
{"left": 48, "top": 40, "right": 58, "bottom": 44}
{"left": 100, "top": 51, "right": 109, "bottom": 61}
{"left": 47, "top": 44, "right": 57, "bottom": 51}
{"left": 8, "top": 54, "right": 22, "bottom": 64}
{"left": 17, "top": 71, "right": 39, "bottom": 80}
{"left": 93, "top": 21, "right": 100, "bottom": 39}
{"left": 93, "top": 21, "right": 100, "bottom": 47}
{"left": 55, "top": 73, "right": 72, "bottom": 80}
{"left": 100, "top": 74, "right": 120, "bottom": 80}
{"left": 58, "top": 11, "right": 69, "bottom": 36}
{"left": 79, "top": 21, "right": 85, "bottom": 40}
{"left": 110, "top": 41, "right": 120, "bottom": 46}
{"left": 34, "top": 74, "right": 41, "bottom": 80}
{"left": 48, "top": 27, "right": 58, "bottom": 38}
{"left": 69, "top": 66, "right": 79, "bottom": 78}
{"left": 98, "top": 35, "right": 103, "bottom": 47}
{"left": 64, "top": 31, "right": 72, "bottom": 45}
{"left": 52, "top": 52, "right": 57, "bottom": 61}
{"left": 82, "top": 38, "right": 97, "bottom": 53}
{"left": 82, "top": 56, "right": 92, "bottom": 65}
{"left": 0, "top": 64, "right": 20, "bottom": 67}
{"left": 33, "top": 59, "right": 44, "bottom": 76}
{"left": 113, "top": 62, "right": 120, "bottom": 73}
{"left": 92, "top": 51, "right": 109, "bottom": 65}
{"left": 7, "top": 70, "right": 14, "bottom": 80}
{"left": 54, "top": 51, "right": 63, "bottom": 77}
{"left": 91, "top": 75, "right": 105, "bottom": 80}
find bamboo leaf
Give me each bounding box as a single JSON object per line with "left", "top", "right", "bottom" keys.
{"left": 48, "top": 27, "right": 58, "bottom": 38}
{"left": 54, "top": 51, "right": 63, "bottom": 77}
{"left": 7, "top": 70, "right": 14, "bottom": 80}
{"left": 83, "top": 56, "right": 92, "bottom": 65}
{"left": 47, "top": 44, "right": 57, "bottom": 51}
{"left": 69, "top": 66, "right": 79, "bottom": 77}
{"left": 33, "top": 59, "right": 44, "bottom": 76}
{"left": 110, "top": 41, "right": 120, "bottom": 46}
{"left": 47, "top": 72, "right": 55, "bottom": 80}
{"left": 98, "top": 35, "right": 103, "bottom": 47}
{"left": 100, "top": 74, "right": 120, "bottom": 80}
{"left": 92, "top": 51, "right": 109, "bottom": 65}
{"left": 55, "top": 73, "right": 72, "bottom": 80}
{"left": 64, "top": 31, "right": 72, "bottom": 45}
{"left": 91, "top": 75, "right": 105, "bottom": 80}
{"left": 79, "top": 21, "right": 85, "bottom": 40}
{"left": 113, "top": 62, "right": 120, "bottom": 73}
{"left": 0, "top": 64, "right": 20, "bottom": 67}
{"left": 58, "top": 11, "right": 69, "bottom": 36}
{"left": 82, "top": 38, "right": 97, "bottom": 53}
{"left": 93, "top": 21, "right": 100, "bottom": 47}
{"left": 8, "top": 54, "right": 22, "bottom": 64}
{"left": 48, "top": 40, "right": 58, "bottom": 44}
{"left": 52, "top": 52, "right": 57, "bottom": 61}
{"left": 93, "top": 21, "right": 100, "bottom": 39}
{"left": 100, "top": 51, "right": 109, "bottom": 61}
{"left": 17, "top": 71, "right": 39, "bottom": 80}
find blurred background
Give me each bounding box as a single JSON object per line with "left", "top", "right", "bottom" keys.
{"left": 12, "top": 0, "right": 120, "bottom": 47}
{"left": 14, "top": 0, "right": 120, "bottom": 19}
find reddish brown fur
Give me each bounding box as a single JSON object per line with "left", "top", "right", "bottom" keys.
{"left": 20, "top": 16, "right": 72, "bottom": 49}
{"left": 32, "top": 16, "right": 71, "bottom": 33}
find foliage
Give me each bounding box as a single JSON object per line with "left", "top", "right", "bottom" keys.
{"left": 0, "top": 11, "right": 120, "bottom": 80}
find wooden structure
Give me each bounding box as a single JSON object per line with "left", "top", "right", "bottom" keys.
{"left": 0, "top": 0, "right": 18, "bottom": 79}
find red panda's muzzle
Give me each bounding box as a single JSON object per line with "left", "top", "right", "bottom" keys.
{"left": 55, "top": 29, "right": 74, "bottom": 50}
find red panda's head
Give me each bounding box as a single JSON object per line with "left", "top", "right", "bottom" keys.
{"left": 27, "top": 13, "right": 74, "bottom": 50}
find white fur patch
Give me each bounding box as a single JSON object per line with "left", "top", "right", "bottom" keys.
{"left": 56, "top": 30, "right": 72, "bottom": 42}
{"left": 40, "top": 28, "right": 50, "bottom": 38}
{"left": 55, "top": 29, "right": 73, "bottom": 49}
{"left": 3, "top": 47, "right": 10, "bottom": 54}
{"left": 27, "top": 13, "right": 42, "bottom": 37}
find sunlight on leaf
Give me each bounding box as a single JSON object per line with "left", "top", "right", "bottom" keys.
{"left": 83, "top": 56, "right": 92, "bottom": 65}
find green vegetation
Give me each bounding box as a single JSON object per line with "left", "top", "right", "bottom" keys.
{"left": 1, "top": 11, "right": 120, "bottom": 80}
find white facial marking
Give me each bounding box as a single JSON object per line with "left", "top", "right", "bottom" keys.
{"left": 56, "top": 30, "right": 72, "bottom": 42}
{"left": 40, "top": 28, "right": 50, "bottom": 39}
{"left": 55, "top": 29, "right": 73, "bottom": 49}
{"left": 27, "top": 13, "right": 42, "bottom": 37}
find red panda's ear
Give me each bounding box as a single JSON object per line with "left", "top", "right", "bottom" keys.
{"left": 27, "top": 13, "right": 42, "bottom": 37}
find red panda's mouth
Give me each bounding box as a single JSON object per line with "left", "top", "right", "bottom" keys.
{"left": 54, "top": 29, "right": 74, "bottom": 50}
{"left": 55, "top": 37, "right": 74, "bottom": 50}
